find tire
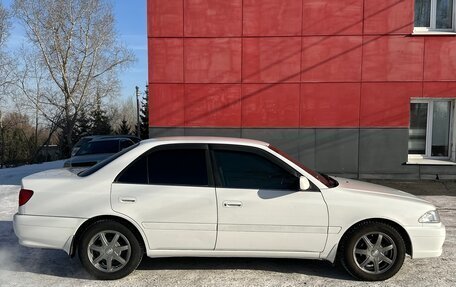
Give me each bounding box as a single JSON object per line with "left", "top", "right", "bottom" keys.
{"left": 338, "top": 221, "right": 406, "bottom": 281}
{"left": 78, "top": 220, "right": 143, "bottom": 280}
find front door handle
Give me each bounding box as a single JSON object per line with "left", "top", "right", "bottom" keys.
{"left": 223, "top": 201, "right": 242, "bottom": 208}
{"left": 119, "top": 197, "right": 136, "bottom": 203}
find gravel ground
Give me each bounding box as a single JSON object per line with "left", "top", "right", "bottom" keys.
{"left": 0, "top": 183, "right": 455, "bottom": 287}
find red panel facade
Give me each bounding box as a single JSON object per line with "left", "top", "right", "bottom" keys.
{"left": 243, "top": 0, "right": 302, "bottom": 36}
{"left": 184, "top": 38, "right": 242, "bottom": 83}
{"left": 149, "top": 84, "right": 185, "bottom": 127}
{"left": 242, "top": 37, "right": 301, "bottom": 83}
{"left": 148, "top": 0, "right": 183, "bottom": 37}
{"left": 184, "top": 0, "right": 242, "bottom": 37}
{"left": 362, "top": 36, "right": 424, "bottom": 81}
{"left": 300, "top": 83, "right": 361, "bottom": 127}
{"left": 242, "top": 84, "right": 300, "bottom": 127}
{"left": 301, "top": 36, "right": 362, "bottom": 82}
{"left": 149, "top": 38, "right": 183, "bottom": 83}
{"left": 302, "top": 0, "right": 364, "bottom": 35}
{"left": 360, "top": 83, "right": 422, "bottom": 127}
{"left": 148, "top": 0, "right": 456, "bottom": 129}
{"left": 424, "top": 37, "right": 456, "bottom": 81}
{"left": 363, "top": 0, "right": 415, "bottom": 35}
{"left": 185, "top": 84, "right": 242, "bottom": 127}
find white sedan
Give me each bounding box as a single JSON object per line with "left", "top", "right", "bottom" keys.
{"left": 13, "top": 137, "right": 445, "bottom": 281}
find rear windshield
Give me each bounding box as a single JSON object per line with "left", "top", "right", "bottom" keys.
{"left": 78, "top": 143, "right": 140, "bottom": 177}
{"left": 77, "top": 140, "right": 119, "bottom": 155}
{"left": 268, "top": 145, "right": 338, "bottom": 188}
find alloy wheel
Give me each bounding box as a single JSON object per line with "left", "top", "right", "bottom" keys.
{"left": 87, "top": 230, "right": 132, "bottom": 273}
{"left": 352, "top": 232, "right": 397, "bottom": 275}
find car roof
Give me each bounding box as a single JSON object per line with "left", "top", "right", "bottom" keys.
{"left": 89, "top": 137, "right": 131, "bottom": 143}
{"left": 139, "top": 136, "right": 269, "bottom": 147}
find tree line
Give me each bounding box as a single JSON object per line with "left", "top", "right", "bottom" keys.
{"left": 0, "top": 0, "right": 148, "bottom": 167}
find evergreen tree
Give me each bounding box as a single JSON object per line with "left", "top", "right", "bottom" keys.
{"left": 139, "top": 85, "right": 149, "bottom": 139}
{"left": 116, "top": 117, "right": 131, "bottom": 135}
{"left": 73, "top": 109, "right": 91, "bottom": 143}
{"left": 90, "top": 99, "right": 112, "bottom": 135}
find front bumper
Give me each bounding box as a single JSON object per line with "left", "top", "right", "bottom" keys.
{"left": 407, "top": 223, "right": 446, "bottom": 258}
{"left": 13, "top": 213, "right": 85, "bottom": 254}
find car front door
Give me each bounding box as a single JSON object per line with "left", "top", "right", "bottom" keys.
{"left": 211, "top": 144, "right": 328, "bottom": 252}
{"left": 111, "top": 144, "right": 217, "bottom": 250}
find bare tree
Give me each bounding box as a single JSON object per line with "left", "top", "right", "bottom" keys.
{"left": 0, "top": 2, "right": 13, "bottom": 95}
{"left": 12, "top": 47, "right": 61, "bottom": 160}
{"left": 13, "top": 0, "right": 135, "bottom": 155}
{"left": 0, "top": 2, "right": 12, "bottom": 167}
{"left": 108, "top": 97, "right": 137, "bottom": 132}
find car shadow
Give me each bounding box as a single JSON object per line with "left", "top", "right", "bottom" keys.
{"left": 0, "top": 220, "right": 351, "bottom": 281}
{"left": 138, "top": 256, "right": 352, "bottom": 281}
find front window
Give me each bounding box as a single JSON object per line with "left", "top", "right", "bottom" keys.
{"left": 213, "top": 149, "right": 299, "bottom": 190}
{"left": 414, "top": 0, "right": 455, "bottom": 32}
{"left": 408, "top": 100, "right": 453, "bottom": 159}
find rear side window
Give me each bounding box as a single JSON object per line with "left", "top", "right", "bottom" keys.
{"left": 116, "top": 146, "right": 210, "bottom": 186}
{"left": 116, "top": 156, "right": 148, "bottom": 184}
{"left": 148, "top": 149, "right": 208, "bottom": 186}
{"left": 213, "top": 149, "right": 298, "bottom": 190}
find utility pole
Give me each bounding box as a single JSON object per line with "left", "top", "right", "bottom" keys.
{"left": 135, "top": 86, "right": 140, "bottom": 137}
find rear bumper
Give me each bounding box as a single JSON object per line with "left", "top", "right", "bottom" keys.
{"left": 13, "top": 213, "right": 85, "bottom": 254}
{"left": 407, "top": 223, "right": 446, "bottom": 258}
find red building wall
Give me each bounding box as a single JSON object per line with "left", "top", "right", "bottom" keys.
{"left": 148, "top": 0, "right": 456, "bottom": 129}
{"left": 147, "top": 0, "right": 456, "bottom": 179}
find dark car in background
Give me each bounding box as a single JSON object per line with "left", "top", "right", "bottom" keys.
{"left": 64, "top": 137, "right": 139, "bottom": 167}
{"left": 71, "top": 135, "right": 141, "bottom": 157}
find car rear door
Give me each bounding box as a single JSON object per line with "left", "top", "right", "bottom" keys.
{"left": 210, "top": 144, "right": 328, "bottom": 252}
{"left": 111, "top": 144, "right": 217, "bottom": 250}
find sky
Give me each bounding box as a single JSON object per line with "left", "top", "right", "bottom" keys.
{"left": 2, "top": 0, "right": 148, "bottom": 101}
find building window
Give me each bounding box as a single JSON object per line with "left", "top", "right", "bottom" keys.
{"left": 409, "top": 100, "right": 453, "bottom": 159}
{"left": 414, "top": 0, "right": 455, "bottom": 32}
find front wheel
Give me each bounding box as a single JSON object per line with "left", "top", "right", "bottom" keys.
{"left": 339, "top": 222, "right": 406, "bottom": 281}
{"left": 78, "top": 220, "right": 143, "bottom": 280}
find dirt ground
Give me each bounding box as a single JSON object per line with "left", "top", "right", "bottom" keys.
{"left": 0, "top": 182, "right": 455, "bottom": 287}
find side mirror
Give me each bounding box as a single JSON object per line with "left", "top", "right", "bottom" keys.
{"left": 299, "top": 176, "right": 311, "bottom": 191}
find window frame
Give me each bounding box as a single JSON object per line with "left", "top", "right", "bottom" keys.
{"left": 209, "top": 144, "right": 313, "bottom": 191}
{"left": 409, "top": 99, "right": 454, "bottom": 160}
{"left": 414, "top": 0, "right": 456, "bottom": 33}
{"left": 114, "top": 143, "right": 215, "bottom": 187}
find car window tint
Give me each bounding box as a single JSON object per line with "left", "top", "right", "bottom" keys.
{"left": 117, "top": 155, "right": 148, "bottom": 184}
{"left": 148, "top": 149, "right": 208, "bottom": 186}
{"left": 214, "top": 149, "right": 298, "bottom": 190}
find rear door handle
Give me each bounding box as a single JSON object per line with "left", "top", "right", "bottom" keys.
{"left": 223, "top": 201, "right": 242, "bottom": 208}
{"left": 119, "top": 197, "right": 136, "bottom": 203}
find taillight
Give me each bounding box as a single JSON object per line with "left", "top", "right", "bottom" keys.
{"left": 19, "top": 189, "right": 34, "bottom": 206}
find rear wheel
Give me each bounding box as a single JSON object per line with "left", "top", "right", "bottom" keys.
{"left": 339, "top": 222, "right": 406, "bottom": 281}
{"left": 78, "top": 220, "right": 143, "bottom": 280}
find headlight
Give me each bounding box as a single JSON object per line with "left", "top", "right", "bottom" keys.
{"left": 418, "top": 210, "right": 440, "bottom": 223}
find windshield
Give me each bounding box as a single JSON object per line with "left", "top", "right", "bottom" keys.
{"left": 76, "top": 140, "right": 119, "bottom": 155}
{"left": 268, "top": 145, "right": 338, "bottom": 188}
{"left": 78, "top": 143, "right": 140, "bottom": 177}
